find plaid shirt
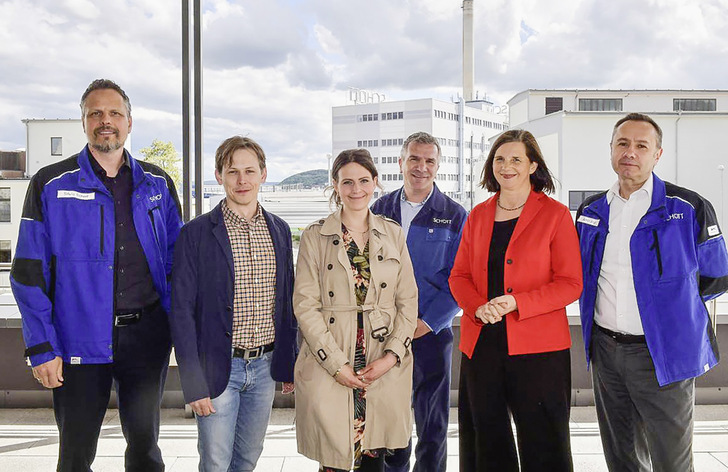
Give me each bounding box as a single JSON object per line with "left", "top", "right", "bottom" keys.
{"left": 221, "top": 200, "right": 277, "bottom": 349}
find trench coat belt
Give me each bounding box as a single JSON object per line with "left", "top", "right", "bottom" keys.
{"left": 321, "top": 304, "right": 394, "bottom": 341}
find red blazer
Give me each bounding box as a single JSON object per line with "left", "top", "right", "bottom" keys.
{"left": 449, "top": 190, "right": 583, "bottom": 358}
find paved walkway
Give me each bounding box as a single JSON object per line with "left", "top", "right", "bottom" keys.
{"left": 1, "top": 406, "right": 728, "bottom": 471}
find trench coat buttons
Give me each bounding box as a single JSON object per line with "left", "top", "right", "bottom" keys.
{"left": 507, "top": 259, "right": 513, "bottom": 264}
{"left": 329, "top": 317, "right": 335, "bottom": 324}
{"left": 317, "top": 349, "right": 328, "bottom": 361}
{"left": 507, "top": 287, "right": 513, "bottom": 293}
{"left": 327, "top": 264, "right": 333, "bottom": 270}
{"left": 329, "top": 291, "right": 334, "bottom": 297}
{"left": 377, "top": 255, "right": 383, "bottom": 261}
{"left": 380, "top": 282, "right": 387, "bottom": 289}
{"left": 319, "top": 219, "right": 325, "bottom": 224}
{"left": 333, "top": 240, "right": 339, "bottom": 245}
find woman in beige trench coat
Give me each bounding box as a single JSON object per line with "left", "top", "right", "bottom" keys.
{"left": 294, "top": 149, "right": 418, "bottom": 471}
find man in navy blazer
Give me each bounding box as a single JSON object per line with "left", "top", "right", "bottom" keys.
{"left": 170, "top": 136, "right": 297, "bottom": 472}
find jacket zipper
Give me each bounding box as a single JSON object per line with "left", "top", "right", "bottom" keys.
{"left": 99, "top": 205, "right": 104, "bottom": 255}
{"left": 589, "top": 234, "right": 600, "bottom": 274}
{"left": 148, "top": 207, "right": 159, "bottom": 245}
{"left": 651, "top": 230, "right": 663, "bottom": 277}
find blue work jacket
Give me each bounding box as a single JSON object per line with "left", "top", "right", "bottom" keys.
{"left": 371, "top": 184, "right": 467, "bottom": 333}
{"left": 576, "top": 174, "right": 728, "bottom": 385}
{"left": 170, "top": 201, "right": 298, "bottom": 402}
{"left": 11, "top": 146, "right": 182, "bottom": 366}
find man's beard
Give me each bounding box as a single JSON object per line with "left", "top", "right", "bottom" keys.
{"left": 91, "top": 127, "right": 124, "bottom": 153}
{"left": 91, "top": 140, "right": 124, "bottom": 153}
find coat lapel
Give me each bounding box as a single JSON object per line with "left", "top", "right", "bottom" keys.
{"left": 210, "top": 202, "right": 235, "bottom": 276}
{"left": 509, "top": 191, "right": 545, "bottom": 246}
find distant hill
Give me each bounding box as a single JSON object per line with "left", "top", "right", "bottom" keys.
{"left": 279, "top": 169, "right": 328, "bottom": 187}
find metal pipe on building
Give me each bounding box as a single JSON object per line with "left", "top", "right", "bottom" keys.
{"left": 181, "top": 0, "right": 191, "bottom": 222}
{"left": 462, "top": 0, "right": 475, "bottom": 102}
{"left": 193, "top": 0, "right": 203, "bottom": 217}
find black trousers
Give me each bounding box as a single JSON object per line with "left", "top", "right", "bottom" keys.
{"left": 458, "top": 321, "right": 572, "bottom": 472}
{"left": 52, "top": 303, "right": 172, "bottom": 472}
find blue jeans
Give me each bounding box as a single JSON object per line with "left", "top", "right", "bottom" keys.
{"left": 196, "top": 352, "right": 276, "bottom": 472}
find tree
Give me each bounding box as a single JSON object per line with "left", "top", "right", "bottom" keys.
{"left": 139, "top": 139, "right": 181, "bottom": 189}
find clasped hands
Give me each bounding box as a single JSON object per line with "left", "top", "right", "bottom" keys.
{"left": 334, "top": 351, "right": 397, "bottom": 390}
{"left": 475, "top": 295, "right": 517, "bottom": 324}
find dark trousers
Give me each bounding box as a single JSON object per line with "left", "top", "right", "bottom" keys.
{"left": 385, "top": 327, "right": 453, "bottom": 472}
{"left": 52, "top": 303, "right": 172, "bottom": 472}
{"left": 591, "top": 327, "right": 695, "bottom": 472}
{"left": 458, "top": 322, "right": 572, "bottom": 472}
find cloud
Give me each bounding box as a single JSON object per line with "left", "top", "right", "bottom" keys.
{"left": 1, "top": 0, "right": 727, "bottom": 183}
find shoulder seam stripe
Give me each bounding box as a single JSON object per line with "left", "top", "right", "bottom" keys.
{"left": 46, "top": 168, "right": 81, "bottom": 186}
{"left": 665, "top": 195, "right": 696, "bottom": 211}
{"left": 144, "top": 171, "right": 169, "bottom": 189}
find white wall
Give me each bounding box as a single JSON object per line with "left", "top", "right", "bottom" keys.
{"left": 0, "top": 179, "right": 31, "bottom": 264}
{"left": 25, "top": 119, "right": 132, "bottom": 177}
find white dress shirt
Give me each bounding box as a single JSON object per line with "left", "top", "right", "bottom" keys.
{"left": 399, "top": 186, "right": 433, "bottom": 237}
{"left": 594, "top": 175, "right": 654, "bottom": 335}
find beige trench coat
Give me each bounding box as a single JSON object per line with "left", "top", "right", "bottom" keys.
{"left": 293, "top": 209, "right": 418, "bottom": 470}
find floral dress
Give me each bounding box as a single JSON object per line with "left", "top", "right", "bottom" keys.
{"left": 320, "top": 225, "right": 376, "bottom": 472}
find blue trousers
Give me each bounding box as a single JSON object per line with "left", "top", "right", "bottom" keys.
{"left": 196, "top": 353, "right": 276, "bottom": 472}
{"left": 52, "top": 303, "right": 171, "bottom": 472}
{"left": 385, "top": 327, "right": 453, "bottom": 472}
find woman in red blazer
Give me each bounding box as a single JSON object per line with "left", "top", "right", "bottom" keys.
{"left": 449, "top": 130, "right": 582, "bottom": 472}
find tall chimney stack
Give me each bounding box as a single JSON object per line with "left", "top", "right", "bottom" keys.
{"left": 463, "top": 0, "right": 475, "bottom": 102}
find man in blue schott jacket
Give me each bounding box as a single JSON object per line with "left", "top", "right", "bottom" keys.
{"left": 11, "top": 79, "right": 183, "bottom": 472}
{"left": 371, "top": 131, "right": 467, "bottom": 472}
{"left": 576, "top": 113, "right": 728, "bottom": 472}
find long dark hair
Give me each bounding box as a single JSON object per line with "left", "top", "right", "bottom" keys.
{"left": 480, "top": 129, "right": 555, "bottom": 194}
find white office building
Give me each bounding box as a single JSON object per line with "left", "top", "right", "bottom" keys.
{"left": 507, "top": 89, "right": 728, "bottom": 226}
{"left": 332, "top": 97, "right": 508, "bottom": 207}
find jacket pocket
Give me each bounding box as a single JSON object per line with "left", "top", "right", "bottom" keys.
{"left": 589, "top": 234, "right": 600, "bottom": 275}
{"left": 99, "top": 205, "right": 105, "bottom": 256}
{"left": 650, "top": 230, "right": 663, "bottom": 277}
{"left": 148, "top": 206, "right": 160, "bottom": 245}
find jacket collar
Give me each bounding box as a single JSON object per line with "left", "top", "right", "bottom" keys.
{"left": 395, "top": 183, "right": 446, "bottom": 213}
{"left": 320, "top": 208, "right": 389, "bottom": 238}
{"left": 77, "top": 145, "right": 146, "bottom": 192}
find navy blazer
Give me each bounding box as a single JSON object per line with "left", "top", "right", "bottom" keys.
{"left": 170, "top": 201, "right": 298, "bottom": 403}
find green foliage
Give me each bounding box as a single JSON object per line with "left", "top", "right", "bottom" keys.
{"left": 139, "top": 139, "right": 181, "bottom": 188}
{"left": 279, "top": 169, "right": 328, "bottom": 187}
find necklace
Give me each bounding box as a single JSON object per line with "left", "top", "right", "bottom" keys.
{"left": 343, "top": 223, "right": 369, "bottom": 234}
{"left": 497, "top": 197, "right": 526, "bottom": 211}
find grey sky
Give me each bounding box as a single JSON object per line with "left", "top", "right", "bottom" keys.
{"left": 0, "top": 0, "right": 726, "bottom": 181}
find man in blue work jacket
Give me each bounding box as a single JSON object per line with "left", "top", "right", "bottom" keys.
{"left": 371, "top": 131, "right": 467, "bottom": 472}
{"left": 576, "top": 113, "right": 728, "bottom": 471}
{"left": 11, "top": 79, "right": 183, "bottom": 472}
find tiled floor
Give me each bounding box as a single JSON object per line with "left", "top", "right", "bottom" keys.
{"left": 1, "top": 406, "right": 728, "bottom": 471}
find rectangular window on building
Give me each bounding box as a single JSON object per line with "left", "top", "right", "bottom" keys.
{"left": 51, "top": 137, "right": 63, "bottom": 156}
{"left": 578, "top": 98, "right": 623, "bottom": 112}
{"left": 0, "top": 188, "right": 10, "bottom": 222}
{"left": 673, "top": 98, "right": 716, "bottom": 111}
{"left": 569, "top": 190, "right": 603, "bottom": 211}
{"left": 545, "top": 97, "right": 563, "bottom": 115}
{"left": 0, "top": 240, "right": 10, "bottom": 263}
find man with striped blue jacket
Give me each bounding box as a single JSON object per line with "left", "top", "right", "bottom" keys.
{"left": 576, "top": 113, "right": 728, "bottom": 472}
{"left": 11, "top": 79, "right": 182, "bottom": 472}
